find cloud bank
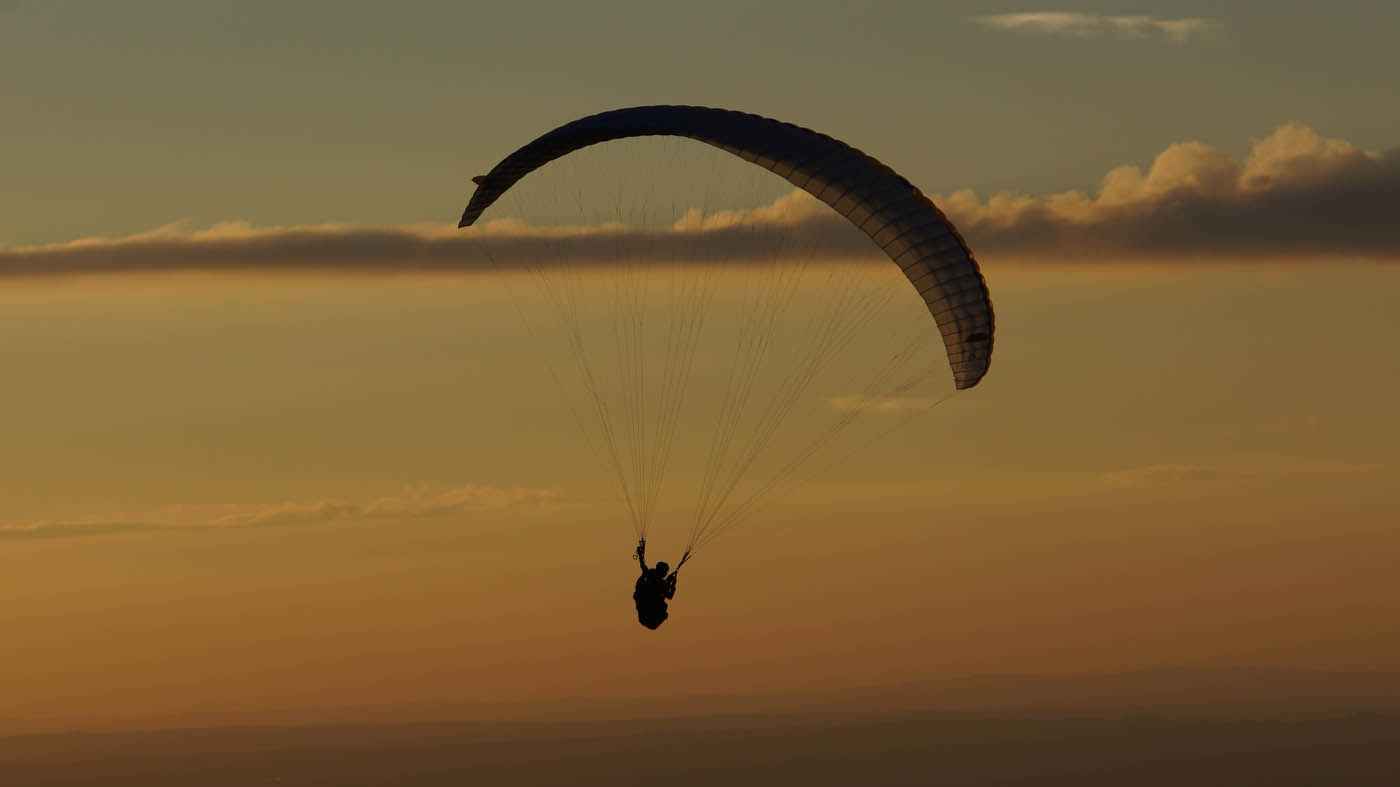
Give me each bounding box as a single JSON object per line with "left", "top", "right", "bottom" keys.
{"left": 3, "top": 123, "right": 1396, "bottom": 273}
{"left": 971, "top": 12, "right": 1220, "bottom": 44}
{"left": 944, "top": 122, "right": 1400, "bottom": 262}
{"left": 0, "top": 483, "right": 556, "bottom": 541}
{"left": 0, "top": 197, "right": 873, "bottom": 278}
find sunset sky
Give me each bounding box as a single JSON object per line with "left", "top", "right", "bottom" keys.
{"left": 2, "top": 1, "right": 1397, "bottom": 728}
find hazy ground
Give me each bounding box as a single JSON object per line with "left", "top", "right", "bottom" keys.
{"left": 2, "top": 713, "right": 1397, "bottom": 786}
{"left": 4, "top": 670, "right": 1398, "bottom": 786}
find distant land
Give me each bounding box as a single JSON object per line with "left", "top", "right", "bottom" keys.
{"left": 7, "top": 668, "right": 1400, "bottom": 735}
{"left": 2, "top": 712, "right": 1397, "bottom": 786}
{"left": 6, "top": 670, "right": 1400, "bottom": 785}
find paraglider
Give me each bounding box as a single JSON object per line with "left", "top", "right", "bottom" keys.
{"left": 460, "top": 106, "right": 995, "bottom": 629}
{"left": 632, "top": 539, "right": 680, "bottom": 629}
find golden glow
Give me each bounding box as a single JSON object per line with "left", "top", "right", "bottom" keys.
{"left": 1, "top": 266, "right": 1397, "bottom": 728}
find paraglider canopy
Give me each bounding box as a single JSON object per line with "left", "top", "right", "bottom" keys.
{"left": 460, "top": 105, "right": 994, "bottom": 390}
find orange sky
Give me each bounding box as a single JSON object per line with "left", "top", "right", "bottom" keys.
{"left": 4, "top": 0, "right": 1399, "bottom": 738}
{"left": 1, "top": 261, "right": 1396, "bottom": 725}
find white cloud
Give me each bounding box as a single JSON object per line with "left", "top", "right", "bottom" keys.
{"left": 0, "top": 483, "right": 557, "bottom": 541}
{"left": 971, "top": 12, "right": 1220, "bottom": 44}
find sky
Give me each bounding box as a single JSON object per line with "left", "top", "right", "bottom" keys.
{"left": 1, "top": 1, "right": 1398, "bottom": 727}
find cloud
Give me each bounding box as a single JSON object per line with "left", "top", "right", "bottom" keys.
{"left": 0, "top": 200, "right": 875, "bottom": 278}
{"left": 940, "top": 122, "right": 1400, "bottom": 262}
{"left": 0, "top": 483, "right": 556, "bottom": 541}
{"left": 1095, "top": 463, "right": 1257, "bottom": 489}
{"left": 2, "top": 123, "right": 1397, "bottom": 273}
{"left": 824, "top": 395, "right": 943, "bottom": 414}
{"left": 0, "top": 221, "right": 500, "bottom": 278}
{"left": 1095, "top": 457, "right": 1398, "bottom": 490}
{"left": 971, "top": 12, "right": 1220, "bottom": 44}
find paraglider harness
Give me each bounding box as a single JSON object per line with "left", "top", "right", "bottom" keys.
{"left": 632, "top": 539, "right": 688, "bottom": 629}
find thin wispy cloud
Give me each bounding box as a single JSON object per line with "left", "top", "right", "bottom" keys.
{"left": 971, "top": 12, "right": 1221, "bottom": 44}
{"left": 1096, "top": 463, "right": 1257, "bottom": 489}
{"left": 1095, "top": 457, "right": 1399, "bottom": 490}
{"left": 0, "top": 483, "right": 557, "bottom": 541}
{"left": 2, "top": 123, "right": 1396, "bottom": 272}
{"left": 824, "top": 395, "right": 942, "bottom": 414}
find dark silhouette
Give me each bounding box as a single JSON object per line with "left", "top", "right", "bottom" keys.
{"left": 633, "top": 539, "right": 677, "bottom": 630}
